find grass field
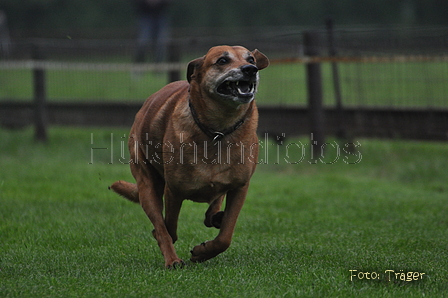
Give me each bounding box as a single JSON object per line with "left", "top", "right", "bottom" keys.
{"left": 1, "top": 61, "right": 447, "bottom": 108}
{"left": 1, "top": 127, "right": 447, "bottom": 297}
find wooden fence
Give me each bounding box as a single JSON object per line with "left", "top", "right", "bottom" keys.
{"left": 1, "top": 29, "right": 447, "bottom": 142}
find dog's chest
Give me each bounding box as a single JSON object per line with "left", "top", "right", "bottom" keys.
{"left": 166, "top": 162, "right": 253, "bottom": 203}
{"left": 160, "top": 115, "right": 258, "bottom": 202}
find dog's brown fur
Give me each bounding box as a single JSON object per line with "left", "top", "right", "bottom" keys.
{"left": 110, "top": 46, "right": 269, "bottom": 268}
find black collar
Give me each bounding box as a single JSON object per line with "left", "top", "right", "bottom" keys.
{"left": 188, "top": 100, "right": 249, "bottom": 143}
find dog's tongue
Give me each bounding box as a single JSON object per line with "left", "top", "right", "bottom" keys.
{"left": 218, "top": 80, "right": 254, "bottom": 98}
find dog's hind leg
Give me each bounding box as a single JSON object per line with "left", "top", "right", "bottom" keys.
{"left": 109, "top": 180, "right": 139, "bottom": 203}
{"left": 204, "top": 195, "right": 225, "bottom": 228}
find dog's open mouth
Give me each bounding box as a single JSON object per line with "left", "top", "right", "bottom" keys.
{"left": 216, "top": 80, "right": 256, "bottom": 99}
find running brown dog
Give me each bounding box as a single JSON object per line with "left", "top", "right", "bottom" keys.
{"left": 110, "top": 45, "right": 269, "bottom": 268}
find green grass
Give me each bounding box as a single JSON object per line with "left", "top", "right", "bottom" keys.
{"left": 1, "top": 61, "right": 447, "bottom": 108}
{"left": 1, "top": 127, "right": 448, "bottom": 297}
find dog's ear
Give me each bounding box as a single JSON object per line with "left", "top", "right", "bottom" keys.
{"left": 187, "top": 57, "right": 204, "bottom": 83}
{"left": 252, "top": 49, "right": 269, "bottom": 70}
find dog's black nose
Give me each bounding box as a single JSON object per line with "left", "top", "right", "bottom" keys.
{"left": 241, "top": 64, "right": 258, "bottom": 76}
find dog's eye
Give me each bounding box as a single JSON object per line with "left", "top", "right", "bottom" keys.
{"left": 216, "top": 57, "right": 229, "bottom": 65}
{"left": 247, "top": 57, "right": 255, "bottom": 64}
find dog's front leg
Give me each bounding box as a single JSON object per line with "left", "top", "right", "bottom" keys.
{"left": 190, "top": 184, "right": 249, "bottom": 263}
{"left": 138, "top": 178, "right": 185, "bottom": 269}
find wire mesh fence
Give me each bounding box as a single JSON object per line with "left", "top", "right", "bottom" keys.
{"left": 1, "top": 26, "right": 447, "bottom": 109}
{"left": 1, "top": 26, "right": 447, "bottom": 140}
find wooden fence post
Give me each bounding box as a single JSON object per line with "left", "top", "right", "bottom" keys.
{"left": 303, "top": 30, "right": 325, "bottom": 159}
{"left": 32, "top": 43, "right": 48, "bottom": 142}
{"left": 326, "top": 19, "right": 345, "bottom": 139}
{"left": 168, "top": 41, "right": 180, "bottom": 83}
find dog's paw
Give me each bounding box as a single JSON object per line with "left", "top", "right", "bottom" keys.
{"left": 204, "top": 211, "right": 224, "bottom": 229}
{"left": 211, "top": 211, "right": 224, "bottom": 229}
{"left": 166, "top": 259, "right": 186, "bottom": 270}
{"left": 190, "top": 242, "right": 209, "bottom": 263}
{"left": 190, "top": 240, "right": 228, "bottom": 263}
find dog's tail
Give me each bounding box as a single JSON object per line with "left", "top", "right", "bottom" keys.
{"left": 109, "top": 180, "right": 139, "bottom": 203}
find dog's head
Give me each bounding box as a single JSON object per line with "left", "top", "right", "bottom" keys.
{"left": 187, "top": 46, "right": 269, "bottom": 106}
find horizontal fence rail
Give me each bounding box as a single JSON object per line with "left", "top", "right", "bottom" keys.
{"left": 0, "top": 60, "right": 186, "bottom": 72}
{"left": 270, "top": 55, "right": 448, "bottom": 64}
{"left": 2, "top": 55, "right": 448, "bottom": 71}
{"left": 1, "top": 102, "right": 447, "bottom": 140}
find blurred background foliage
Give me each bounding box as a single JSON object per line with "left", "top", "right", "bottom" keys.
{"left": 1, "top": 0, "right": 447, "bottom": 38}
